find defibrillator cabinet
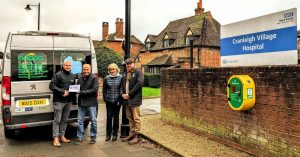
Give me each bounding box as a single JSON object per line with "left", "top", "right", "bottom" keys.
{"left": 227, "top": 75, "right": 255, "bottom": 111}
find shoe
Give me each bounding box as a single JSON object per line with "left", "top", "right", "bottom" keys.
{"left": 128, "top": 135, "right": 142, "bottom": 145}
{"left": 75, "top": 139, "right": 82, "bottom": 145}
{"left": 89, "top": 138, "right": 96, "bottom": 144}
{"left": 121, "top": 134, "right": 135, "bottom": 142}
{"left": 112, "top": 135, "right": 117, "bottom": 141}
{"left": 53, "top": 137, "right": 61, "bottom": 147}
{"left": 60, "top": 135, "right": 71, "bottom": 143}
{"left": 105, "top": 136, "right": 111, "bottom": 141}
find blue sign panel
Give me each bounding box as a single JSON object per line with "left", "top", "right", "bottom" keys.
{"left": 221, "top": 26, "right": 297, "bottom": 56}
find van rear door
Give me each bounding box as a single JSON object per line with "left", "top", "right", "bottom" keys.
{"left": 9, "top": 35, "right": 54, "bottom": 127}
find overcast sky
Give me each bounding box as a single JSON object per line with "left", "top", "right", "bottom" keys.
{"left": 0, "top": 0, "right": 299, "bottom": 51}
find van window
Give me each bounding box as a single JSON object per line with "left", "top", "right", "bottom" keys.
{"left": 11, "top": 50, "right": 53, "bottom": 81}
{"left": 11, "top": 50, "right": 91, "bottom": 81}
{"left": 54, "top": 51, "right": 91, "bottom": 74}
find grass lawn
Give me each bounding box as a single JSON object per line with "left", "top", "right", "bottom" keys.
{"left": 143, "top": 87, "right": 160, "bottom": 98}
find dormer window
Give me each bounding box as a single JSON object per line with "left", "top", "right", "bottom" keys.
{"left": 145, "top": 37, "right": 155, "bottom": 50}
{"left": 163, "top": 33, "right": 171, "bottom": 48}
{"left": 145, "top": 42, "right": 155, "bottom": 50}
{"left": 185, "top": 29, "right": 194, "bottom": 46}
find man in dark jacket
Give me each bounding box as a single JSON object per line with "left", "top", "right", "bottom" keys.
{"left": 75, "top": 64, "right": 99, "bottom": 145}
{"left": 49, "top": 60, "right": 76, "bottom": 147}
{"left": 121, "top": 58, "right": 144, "bottom": 144}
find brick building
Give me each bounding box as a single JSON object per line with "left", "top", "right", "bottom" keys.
{"left": 135, "top": 0, "right": 221, "bottom": 73}
{"left": 93, "top": 18, "right": 144, "bottom": 59}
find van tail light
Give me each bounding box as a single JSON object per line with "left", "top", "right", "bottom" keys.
{"left": 5, "top": 118, "right": 10, "bottom": 123}
{"left": 20, "top": 124, "right": 27, "bottom": 129}
{"left": 2, "top": 76, "right": 11, "bottom": 106}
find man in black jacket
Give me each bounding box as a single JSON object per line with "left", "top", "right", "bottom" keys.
{"left": 49, "top": 60, "right": 76, "bottom": 147}
{"left": 75, "top": 64, "right": 99, "bottom": 145}
{"left": 121, "top": 58, "right": 144, "bottom": 144}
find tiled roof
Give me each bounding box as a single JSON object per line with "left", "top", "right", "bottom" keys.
{"left": 144, "top": 11, "right": 220, "bottom": 51}
{"left": 145, "top": 35, "right": 158, "bottom": 42}
{"left": 147, "top": 54, "right": 173, "bottom": 66}
{"left": 130, "top": 35, "right": 144, "bottom": 45}
{"left": 189, "top": 26, "right": 201, "bottom": 36}
{"left": 107, "top": 33, "right": 144, "bottom": 45}
{"left": 165, "top": 31, "right": 178, "bottom": 39}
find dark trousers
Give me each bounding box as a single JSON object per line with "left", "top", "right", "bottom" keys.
{"left": 52, "top": 102, "right": 71, "bottom": 138}
{"left": 105, "top": 101, "right": 121, "bottom": 136}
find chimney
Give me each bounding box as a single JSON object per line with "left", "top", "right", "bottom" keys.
{"left": 115, "top": 18, "right": 124, "bottom": 39}
{"left": 195, "top": 0, "right": 204, "bottom": 15}
{"left": 102, "top": 22, "right": 109, "bottom": 40}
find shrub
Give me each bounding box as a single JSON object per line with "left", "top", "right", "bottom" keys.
{"left": 148, "top": 73, "right": 161, "bottom": 88}
{"left": 95, "top": 46, "right": 124, "bottom": 78}
{"left": 143, "top": 72, "right": 151, "bottom": 87}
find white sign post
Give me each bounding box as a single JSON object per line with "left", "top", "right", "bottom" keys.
{"left": 221, "top": 8, "right": 297, "bottom": 67}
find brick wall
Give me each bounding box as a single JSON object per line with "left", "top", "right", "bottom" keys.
{"left": 161, "top": 66, "right": 300, "bottom": 157}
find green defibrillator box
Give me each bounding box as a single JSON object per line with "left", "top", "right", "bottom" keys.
{"left": 227, "top": 75, "right": 255, "bottom": 111}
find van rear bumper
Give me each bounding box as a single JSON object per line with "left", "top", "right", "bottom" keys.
{"left": 4, "top": 110, "right": 90, "bottom": 130}
{"left": 4, "top": 118, "right": 78, "bottom": 130}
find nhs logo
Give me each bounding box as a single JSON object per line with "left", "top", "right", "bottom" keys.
{"left": 278, "top": 11, "right": 294, "bottom": 24}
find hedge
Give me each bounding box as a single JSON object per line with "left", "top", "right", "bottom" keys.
{"left": 148, "top": 73, "right": 161, "bottom": 88}
{"left": 143, "top": 72, "right": 151, "bottom": 87}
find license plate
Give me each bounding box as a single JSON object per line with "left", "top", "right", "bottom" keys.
{"left": 18, "top": 99, "right": 47, "bottom": 107}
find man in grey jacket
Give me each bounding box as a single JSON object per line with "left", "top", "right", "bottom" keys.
{"left": 49, "top": 60, "right": 76, "bottom": 147}
{"left": 121, "top": 58, "right": 144, "bottom": 144}
{"left": 75, "top": 64, "right": 99, "bottom": 145}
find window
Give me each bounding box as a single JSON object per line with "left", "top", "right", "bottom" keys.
{"left": 146, "top": 42, "right": 151, "bottom": 49}
{"left": 186, "top": 36, "right": 193, "bottom": 46}
{"left": 144, "top": 66, "right": 150, "bottom": 73}
{"left": 11, "top": 50, "right": 91, "bottom": 81}
{"left": 163, "top": 40, "right": 169, "bottom": 48}
{"left": 11, "top": 50, "right": 53, "bottom": 81}
{"left": 54, "top": 51, "right": 91, "bottom": 74}
{"left": 146, "top": 42, "right": 155, "bottom": 50}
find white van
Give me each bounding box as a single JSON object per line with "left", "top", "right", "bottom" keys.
{"left": 1, "top": 31, "right": 98, "bottom": 138}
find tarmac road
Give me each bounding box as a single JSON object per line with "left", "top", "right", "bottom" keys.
{"left": 0, "top": 99, "right": 171, "bottom": 157}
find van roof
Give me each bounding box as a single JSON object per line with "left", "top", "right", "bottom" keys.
{"left": 11, "top": 31, "right": 89, "bottom": 38}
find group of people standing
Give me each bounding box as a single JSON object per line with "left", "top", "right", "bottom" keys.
{"left": 49, "top": 58, "right": 144, "bottom": 147}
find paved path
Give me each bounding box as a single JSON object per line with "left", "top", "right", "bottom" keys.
{"left": 140, "top": 98, "right": 160, "bottom": 115}
{"left": 0, "top": 99, "right": 172, "bottom": 157}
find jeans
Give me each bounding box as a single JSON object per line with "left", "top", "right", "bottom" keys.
{"left": 105, "top": 101, "right": 121, "bottom": 136}
{"left": 77, "top": 106, "right": 97, "bottom": 140}
{"left": 52, "top": 102, "right": 71, "bottom": 138}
